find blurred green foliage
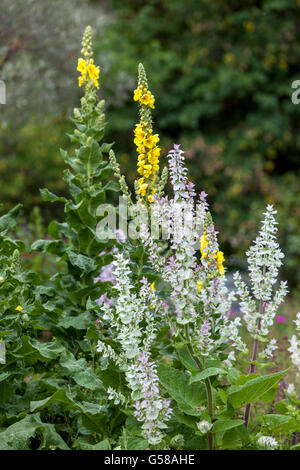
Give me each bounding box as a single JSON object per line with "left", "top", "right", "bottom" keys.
{"left": 1, "top": 0, "right": 300, "bottom": 286}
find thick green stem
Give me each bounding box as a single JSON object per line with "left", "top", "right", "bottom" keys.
{"left": 184, "top": 324, "right": 214, "bottom": 450}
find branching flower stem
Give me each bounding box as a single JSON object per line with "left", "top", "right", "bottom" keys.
{"left": 184, "top": 324, "right": 214, "bottom": 450}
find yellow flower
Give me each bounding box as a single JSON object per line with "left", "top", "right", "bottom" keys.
{"left": 133, "top": 86, "right": 143, "bottom": 102}
{"left": 217, "top": 251, "right": 225, "bottom": 276}
{"left": 134, "top": 125, "right": 146, "bottom": 138}
{"left": 144, "top": 134, "right": 159, "bottom": 149}
{"left": 16, "top": 305, "right": 23, "bottom": 311}
{"left": 140, "top": 92, "right": 152, "bottom": 107}
{"left": 134, "top": 136, "right": 145, "bottom": 147}
{"left": 200, "top": 231, "right": 225, "bottom": 276}
{"left": 133, "top": 87, "right": 155, "bottom": 108}
{"left": 87, "top": 59, "right": 100, "bottom": 87}
{"left": 78, "top": 76, "right": 85, "bottom": 87}
{"left": 0, "top": 276, "right": 4, "bottom": 282}
{"left": 77, "top": 58, "right": 87, "bottom": 75}
{"left": 137, "top": 183, "right": 148, "bottom": 197}
{"left": 197, "top": 281, "right": 203, "bottom": 292}
{"left": 200, "top": 233, "right": 209, "bottom": 254}
{"left": 148, "top": 146, "right": 161, "bottom": 163}
{"left": 150, "top": 282, "right": 155, "bottom": 291}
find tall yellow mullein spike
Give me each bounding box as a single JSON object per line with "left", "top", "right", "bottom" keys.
{"left": 77, "top": 26, "right": 100, "bottom": 90}
{"left": 133, "top": 63, "right": 160, "bottom": 203}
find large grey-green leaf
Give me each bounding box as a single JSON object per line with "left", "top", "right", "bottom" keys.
{"left": 11, "top": 336, "right": 65, "bottom": 366}
{"left": 59, "top": 351, "right": 103, "bottom": 391}
{"left": 66, "top": 249, "right": 96, "bottom": 274}
{"left": 30, "top": 388, "right": 104, "bottom": 416}
{"left": 0, "top": 414, "right": 69, "bottom": 450}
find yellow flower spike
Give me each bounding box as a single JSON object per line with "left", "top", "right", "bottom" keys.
{"left": 77, "top": 27, "right": 100, "bottom": 91}
{"left": 16, "top": 305, "right": 23, "bottom": 311}
{"left": 133, "top": 63, "right": 161, "bottom": 203}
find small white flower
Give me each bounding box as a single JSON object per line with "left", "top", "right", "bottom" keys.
{"left": 257, "top": 435, "right": 278, "bottom": 450}
{"left": 197, "top": 420, "right": 213, "bottom": 434}
{"left": 286, "top": 383, "right": 296, "bottom": 397}
{"left": 288, "top": 335, "right": 300, "bottom": 375}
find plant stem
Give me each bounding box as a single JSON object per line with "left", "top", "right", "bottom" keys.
{"left": 184, "top": 324, "right": 214, "bottom": 450}
{"left": 244, "top": 301, "right": 262, "bottom": 428}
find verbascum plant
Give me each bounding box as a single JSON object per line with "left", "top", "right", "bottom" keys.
{"left": 29, "top": 26, "right": 122, "bottom": 443}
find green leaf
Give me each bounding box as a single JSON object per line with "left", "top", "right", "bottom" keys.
{"left": 213, "top": 419, "right": 244, "bottom": 433}
{"left": 40, "top": 188, "right": 68, "bottom": 204}
{"left": 228, "top": 370, "right": 286, "bottom": 408}
{"left": 59, "top": 351, "right": 103, "bottom": 391}
{"left": 58, "top": 311, "right": 93, "bottom": 330}
{"left": 66, "top": 249, "right": 96, "bottom": 274}
{"left": 218, "top": 388, "right": 227, "bottom": 404}
{"left": 73, "top": 438, "right": 110, "bottom": 450}
{"left": 176, "top": 346, "right": 199, "bottom": 373}
{"left": 0, "top": 204, "right": 22, "bottom": 233}
{"left": 0, "top": 414, "right": 69, "bottom": 450}
{"left": 263, "top": 414, "right": 300, "bottom": 433}
{"left": 120, "top": 435, "right": 148, "bottom": 450}
{"left": 11, "top": 336, "right": 65, "bottom": 365}
{"left": 190, "top": 367, "right": 226, "bottom": 383}
{"left": 157, "top": 365, "right": 206, "bottom": 416}
{"left": 0, "top": 381, "right": 13, "bottom": 403}
{"left": 30, "top": 388, "right": 105, "bottom": 417}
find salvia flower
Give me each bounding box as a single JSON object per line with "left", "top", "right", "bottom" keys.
{"left": 197, "top": 420, "right": 213, "bottom": 434}
{"left": 96, "top": 253, "right": 171, "bottom": 445}
{"left": 139, "top": 144, "right": 245, "bottom": 362}
{"left": 234, "top": 205, "right": 288, "bottom": 356}
{"left": 288, "top": 312, "right": 300, "bottom": 377}
{"left": 133, "top": 354, "right": 172, "bottom": 445}
{"left": 257, "top": 435, "right": 278, "bottom": 450}
{"left": 246, "top": 205, "right": 285, "bottom": 302}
